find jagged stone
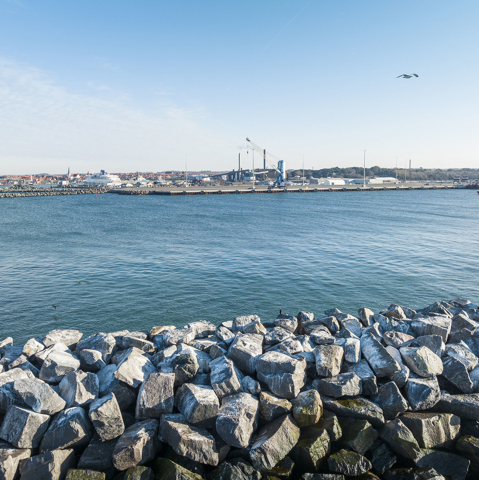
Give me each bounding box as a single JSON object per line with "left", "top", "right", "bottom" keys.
{"left": 275, "top": 315, "right": 298, "bottom": 333}
{"left": 242, "top": 376, "right": 261, "bottom": 395}
{"left": 374, "top": 314, "right": 411, "bottom": 335}
{"left": 373, "top": 382, "right": 408, "bottom": 420}
{"left": 0, "top": 347, "right": 23, "bottom": 367}
{"left": 243, "top": 319, "right": 267, "bottom": 335}
{"left": 59, "top": 370, "right": 99, "bottom": 408}
{"left": 39, "top": 350, "right": 81, "bottom": 384}
{"left": 114, "top": 348, "right": 157, "bottom": 388}
{"left": 159, "top": 414, "right": 221, "bottom": 466}
{"left": 405, "top": 375, "right": 441, "bottom": 411}
{"left": 335, "top": 338, "right": 360, "bottom": 363}
{"left": 40, "top": 406, "right": 93, "bottom": 453}
{"left": 340, "top": 317, "right": 363, "bottom": 338}
{"left": 216, "top": 325, "right": 235, "bottom": 345}
{"left": 0, "top": 405, "right": 49, "bottom": 448}
{"left": 379, "top": 418, "right": 421, "bottom": 460}
{"left": 310, "top": 328, "right": 335, "bottom": 346}
{"left": 187, "top": 320, "right": 217, "bottom": 339}
{"left": 175, "top": 384, "right": 220, "bottom": 429}
{"left": 77, "top": 333, "right": 116, "bottom": 363}
{"left": 314, "top": 345, "right": 343, "bottom": 377}
{"left": 249, "top": 414, "right": 300, "bottom": 471}
{"left": 89, "top": 392, "right": 124, "bottom": 441}
{"left": 256, "top": 351, "right": 306, "bottom": 399}
{"left": 12, "top": 377, "right": 66, "bottom": 414}
{"left": 370, "top": 440, "right": 397, "bottom": 475}
{"left": 400, "top": 412, "right": 460, "bottom": 449}
{"left": 411, "top": 317, "right": 451, "bottom": 343}
{"left": 385, "top": 346, "right": 410, "bottom": 388}
{"left": 152, "top": 458, "right": 204, "bottom": 480}
{"left": 78, "top": 435, "right": 117, "bottom": 478}
{"left": 0, "top": 442, "right": 31, "bottom": 480}
{"left": 97, "top": 364, "right": 136, "bottom": 411}
{"left": 112, "top": 419, "right": 160, "bottom": 471}
{"left": 313, "top": 372, "right": 362, "bottom": 398}
{"left": 209, "top": 345, "right": 227, "bottom": 360}
{"left": 209, "top": 356, "right": 243, "bottom": 399}
{"left": 302, "top": 475, "right": 345, "bottom": 480}
{"left": 400, "top": 346, "right": 443, "bottom": 378}
{"left": 0, "top": 338, "right": 13, "bottom": 355}
{"left": 18, "top": 449, "right": 76, "bottom": 480}
{"left": 43, "top": 330, "right": 83, "bottom": 349}
{"left": 264, "top": 327, "right": 295, "bottom": 346}
{"left": 383, "top": 305, "right": 408, "bottom": 320}
{"left": 261, "top": 455, "right": 294, "bottom": 478}
{"left": 441, "top": 356, "right": 474, "bottom": 393}
{"left": 446, "top": 343, "right": 478, "bottom": 370}
{"left": 117, "top": 336, "right": 155, "bottom": 354}
{"left": 292, "top": 427, "right": 330, "bottom": 473}
{"left": 227, "top": 334, "right": 263, "bottom": 374}
{"left": 0, "top": 368, "right": 33, "bottom": 413}
{"left": 216, "top": 392, "right": 258, "bottom": 448}
{"left": 79, "top": 349, "right": 107, "bottom": 373}
{"left": 161, "top": 351, "right": 200, "bottom": 387}
{"left": 343, "top": 360, "right": 378, "bottom": 396}
{"left": 32, "top": 343, "right": 70, "bottom": 369}
{"left": 316, "top": 410, "right": 342, "bottom": 441}
{"left": 232, "top": 315, "right": 260, "bottom": 333}
{"left": 22, "top": 337, "right": 45, "bottom": 357}
{"left": 135, "top": 372, "right": 175, "bottom": 419}
{"left": 66, "top": 470, "right": 106, "bottom": 480}
{"left": 413, "top": 335, "right": 445, "bottom": 357}
{"left": 163, "top": 328, "right": 195, "bottom": 347}
{"left": 7, "top": 354, "right": 39, "bottom": 376}
{"left": 456, "top": 435, "right": 479, "bottom": 475}
{"left": 358, "top": 308, "right": 374, "bottom": 327}
{"left": 431, "top": 392, "right": 479, "bottom": 420}
{"left": 314, "top": 316, "right": 341, "bottom": 334}
{"left": 327, "top": 449, "right": 372, "bottom": 476}
{"left": 259, "top": 391, "right": 292, "bottom": 421}
{"left": 383, "top": 331, "right": 415, "bottom": 349}
{"left": 338, "top": 418, "right": 378, "bottom": 455}
{"left": 361, "top": 335, "right": 400, "bottom": 377}
{"left": 322, "top": 396, "right": 385, "bottom": 427}
{"left": 121, "top": 466, "right": 155, "bottom": 480}
{"left": 291, "top": 390, "right": 322, "bottom": 427}
{"left": 414, "top": 449, "right": 470, "bottom": 480}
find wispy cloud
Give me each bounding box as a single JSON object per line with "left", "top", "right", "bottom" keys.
{"left": 0, "top": 58, "right": 234, "bottom": 174}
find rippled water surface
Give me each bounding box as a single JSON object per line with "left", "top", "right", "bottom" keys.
{"left": 1, "top": 190, "right": 478, "bottom": 342}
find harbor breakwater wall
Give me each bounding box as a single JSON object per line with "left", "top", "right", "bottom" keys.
{"left": 0, "top": 187, "right": 109, "bottom": 198}
{"left": 1, "top": 299, "right": 479, "bottom": 479}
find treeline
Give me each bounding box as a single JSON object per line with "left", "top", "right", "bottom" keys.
{"left": 289, "top": 167, "right": 479, "bottom": 181}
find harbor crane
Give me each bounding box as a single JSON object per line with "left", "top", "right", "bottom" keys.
{"left": 246, "top": 137, "right": 286, "bottom": 187}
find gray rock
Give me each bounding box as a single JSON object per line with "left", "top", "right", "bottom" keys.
{"left": 322, "top": 396, "right": 385, "bottom": 428}
{"left": 340, "top": 317, "right": 363, "bottom": 338}
{"left": 65, "top": 470, "right": 106, "bottom": 480}
{"left": 431, "top": 392, "right": 479, "bottom": 420}
{"left": 0, "top": 406, "right": 50, "bottom": 448}
{"left": 117, "top": 335, "right": 155, "bottom": 353}
{"left": 78, "top": 435, "right": 117, "bottom": 478}
{"left": 12, "top": 377, "right": 66, "bottom": 415}
{"left": 343, "top": 360, "right": 378, "bottom": 396}
{"left": 382, "top": 305, "right": 408, "bottom": 320}
{"left": 316, "top": 410, "right": 342, "bottom": 441}
{"left": 59, "top": 370, "right": 99, "bottom": 408}
{"left": 400, "top": 412, "right": 460, "bottom": 449}
{"left": 292, "top": 427, "right": 330, "bottom": 473}
{"left": 79, "top": 349, "right": 107, "bottom": 373}
{"left": 0, "top": 347, "right": 23, "bottom": 367}
{"left": 114, "top": 348, "right": 157, "bottom": 388}
{"left": 275, "top": 314, "right": 298, "bottom": 333}
{"left": 135, "top": 372, "right": 175, "bottom": 419}
{"left": 274, "top": 338, "right": 305, "bottom": 355}
{"left": 159, "top": 413, "right": 221, "bottom": 466}
{"left": 227, "top": 334, "right": 263, "bottom": 374}
{"left": 413, "top": 335, "right": 445, "bottom": 357}
{"left": 327, "top": 449, "right": 372, "bottom": 476}
{"left": 405, "top": 375, "right": 441, "bottom": 411}
{"left": 411, "top": 316, "right": 451, "bottom": 343}
{"left": 259, "top": 391, "right": 292, "bottom": 421}
{"left": 373, "top": 382, "right": 408, "bottom": 420}
{"left": 370, "top": 440, "right": 397, "bottom": 475}
{"left": 187, "top": 320, "right": 216, "bottom": 339}
{"left": 0, "top": 368, "right": 33, "bottom": 413}
{"left": 383, "top": 331, "right": 415, "bottom": 349}
{"left": 152, "top": 458, "right": 204, "bottom": 480}
{"left": 386, "top": 346, "right": 410, "bottom": 388}
{"left": 358, "top": 308, "right": 375, "bottom": 327}
{"left": 40, "top": 406, "right": 93, "bottom": 453}
{"left": 76, "top": 333, "right": 116, "bottom": 363}
{"left": 32, "top": 344, "right": 70, "bottom": 369}
{"left": 314, "top": 345, "right": 343, "bottom": 377}
{"left": 97, "top": 364, "right": 136, "bottom": 411}
{"left": 162, "top": 351, "right": 199, "bottom": 387}
{"left": 313, "top": 372, "right": 362, "bottom": 398}
{"left": 310, "top": 328, "right": 336, "bottom": 346}
{"left": 315, "top": 316, "right": 341, "bottom": 334}
{"left": 233, "top": 315, "right": 261, "bottom": 333}
{"left": 264, "top": 327, "right": 295, "bottom": 346}
{"left": 338, "top": 417, "right": 378, "bottom": 455}
{"left": 89, "top": 392, "right": 124, "bottom": 441}
{"left": 18, "top": 449, "right": 76, "bottom": 480}
{"left": 0, "top": 442, "right": 31, "bottom": 480}
{"left": 336, "top": 338, "right": 360, "bottom": 363}
{"left": 216, "top": 325, "right": 235, "bottom": 345}
{"left": 209, "top": 356, "right": 243, "bottom": 399}
{"left": 209, "top": 345, "right": 227, "bottom": 360}
{"left": 400, "top": 346, "right": 443, "bottom": 378}
{"left": 249, "top": 413, "right": 300, "bottom": 471}
{"left": 243, "top": 319, "right": 267, "bottom": 335}
{"left": 446, "top": 343, "right": 478, "bottom": 371}
{"left": 163, "top": 328, "right": 195, "bottom": 347}
{"left": 291, "top": 390, "right": 323, "bottom": 427}
{"left": 0, "top": 338, "right": 13, "bottom": 356}
{"left": 242, "top": 376, "right": 261, "bottom": 395}
{"left": 22, "top": 338, "right": 45, "bottom": 358}
{"left": 216, "top": 393, "right": 259, "bottom": 448}
{"left": 112, "top": 419, "right": 160, "bottom": 471}
{"left": 175, "top": 384, "right": 220, "bottom": 429}
{"left": 7, "top": 355, "right": 40, "bottom": 377}
{"left": 414, "top": 449, "right": 470, "bottom": 480}
{"left": 442, "top": 356, "right": 474, "bottom": 393}
{"left": 256, "top": 351, "right": 306, "bottom": 399}
{"left": 43, "top": 330, "right": 83, "bottom": 349}
{"left": 39, "top": 350, "right": 81, "bottom": 384}
{"left": 361, "top": 334, "right": 401, "bottom": 378}
{"left": 379, "top": 418, "right": 421, "bottom": 460}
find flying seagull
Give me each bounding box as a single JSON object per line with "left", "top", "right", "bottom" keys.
{"left": 52, "top": 304, "right": 58, "bottom": 309}
{"left": 397, "top": 74, "right": 418, "bottom": 79}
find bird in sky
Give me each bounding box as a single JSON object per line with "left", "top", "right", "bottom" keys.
{"left": 397, "top": 74, "right": 419, "bottom": 79}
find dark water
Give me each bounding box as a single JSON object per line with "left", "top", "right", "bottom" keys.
{"left": 1, "top": 190, "right": 478, "bottom": 343}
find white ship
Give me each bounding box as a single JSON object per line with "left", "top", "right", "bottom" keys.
{"left": 83, "top": 170, "right": 122, "bottom": 187}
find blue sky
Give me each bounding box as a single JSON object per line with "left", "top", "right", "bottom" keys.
{"left": 0, "top": 0, "right": 478, "bottom": 174}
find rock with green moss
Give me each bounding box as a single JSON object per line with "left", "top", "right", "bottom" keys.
{"left": 327, "top": 449, "right": 372, "bottom": 476}
{"left": 315, "top": 410, "right": 342, "bottom": 441}
{"left": 322, "top": 396, "right": 385, "bottom": 428}
{"left": 291, "top": 390, "right": 322, "bottom": 427}
{"left": 66, "top": 470, "right": 106, "bottom": 480}
{"left": 249, "top": 413, "right": 300, "bottom": 471}
{"left": 338, "top": 418, "right": 378, "bottom": 455}
{"left": 153, "top": 458, "right": 204, "bottom": 480}
{"left": 400, "top": 347, "right": 443, "bottom": 378}
{"left": 302, "top": 475, "right": 345, "bottom": 480}
{"left": 379, "top": 418, "right": 421, "bottom": 460}
{"left": 292, "top": 427, "right": 330, "bottom": 472}
{"left": 259, "top": 392, "right": 292, "bottom": 421}
{"left": 261, "top": 456, "right": 294, "bottom": 478}
{"left": 124, "top": 466, "right": 154, "bottom": 480}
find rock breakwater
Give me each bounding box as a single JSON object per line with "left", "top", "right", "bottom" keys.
{"left": 1, "top": 299, "right": 479, "bottom": 479}
{"left": 0, "top": 187, "right": 109, "bottom": 198}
